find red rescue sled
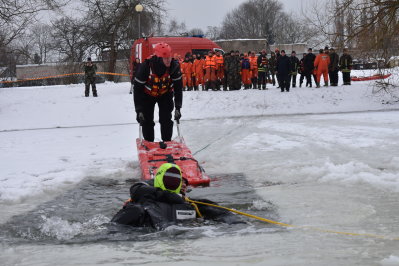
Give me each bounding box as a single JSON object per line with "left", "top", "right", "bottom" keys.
{"left": 351, "top": 73, "right": 391, "bottom": 81}
{"left": 136, "top": 122, "right": 210, "bottom": 186}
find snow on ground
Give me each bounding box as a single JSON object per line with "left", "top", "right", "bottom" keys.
{"left": 0, "top": 69, "right": 398, "bottom": 202}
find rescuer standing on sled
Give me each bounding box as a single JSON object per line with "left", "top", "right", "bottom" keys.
{"left": 133, "top": 42, "right": 183, "bottom": 142}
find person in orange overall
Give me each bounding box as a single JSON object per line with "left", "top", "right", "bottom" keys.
{"left": 249, "top": 51, "right": 258, "bottom": 89}
{"left": 204, "top": 50, "right": 217, "bottom": 91}
{"left": 192, "top": 54, "right": 205, "bottom": 91}
{"left": 314, "top": 48, "right": 330, "bottom": 87}
{"left": 241, "top": 53, "right": 252, "bottom": 89}
{"left": 181, "top": 56, "right": 193, "bottom": 91}
{"left": 214, "top": 51, "right": 224, "bottom": 90}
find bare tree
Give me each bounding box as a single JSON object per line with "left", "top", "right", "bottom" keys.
{"left": 189, "top": 28, "right": 204, "bottom": 35}
{"left": 166, "top": 18, "right": 187, "bottom": 36}
{"left": 82, "top": 0, "right": 165, "bottom": 81}
{"left": 206, "top": 26, "right": 220, "bottom": 40}
{"left": 30, "top": 23, "right": 53, "bottom": 63}
{"left": 0, "top": 0, "right": 66, "bottom": 47}
{"left": 50, "top": 16, "right": 90, "bottom": 63}
{"left": 218, "top": 0, "right": 313, "bottom": 45}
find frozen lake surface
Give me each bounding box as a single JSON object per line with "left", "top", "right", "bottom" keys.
{"left": 1, "top": 78, "right": 399, "bottom": 265}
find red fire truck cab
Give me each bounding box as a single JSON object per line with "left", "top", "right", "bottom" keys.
{"left": 130, "top": 36, "right": 223, "bottom": 79}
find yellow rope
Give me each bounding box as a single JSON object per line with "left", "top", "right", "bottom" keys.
{"left": 186, "top": 198, "right": 399, "bottom": 240}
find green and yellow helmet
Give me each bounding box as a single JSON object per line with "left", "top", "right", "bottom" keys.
{"left": 154, "top": 163, "right": 182, "bottom": 194}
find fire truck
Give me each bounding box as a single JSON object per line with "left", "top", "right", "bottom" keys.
{"left": 130, "top": 36, "right": 223, "bottom": 79}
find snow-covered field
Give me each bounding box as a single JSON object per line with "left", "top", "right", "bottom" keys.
{"left": 1, "top": 69, "right": 397, "bottom": 202}
{"left": 1, "top": 69, "right": 399, "bottom": 265}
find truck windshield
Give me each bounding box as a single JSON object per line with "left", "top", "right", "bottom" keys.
{"left": 192, "top": 49, "right": 211, "bottom": 57}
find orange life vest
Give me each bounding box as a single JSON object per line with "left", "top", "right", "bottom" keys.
{"left": 204, "top": 56, "right": 216, "bottom": 69}
{"left": 144, "top": 68, "right": 173, "bottom": 97}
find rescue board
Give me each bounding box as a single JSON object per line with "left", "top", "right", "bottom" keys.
{"left": 136, "top": 122, "right": 210, "bottom": 186}
{"left": 351, "top": 73, "right": 391, "bottom": 81}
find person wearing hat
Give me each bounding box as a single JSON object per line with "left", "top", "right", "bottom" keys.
{"left": 226, "top": 50, "right": 242, "bottom": 90}
{"left": 83, "top": 57, "right": 98, "bottom": 97}
{"left": 241, "top": 53, "right": 252, "bottom": 89}
{"left": 328, "top": 47, "right": 339, "bottom": 86}
{"left": 269, "top": 51, "right": 277, "bottom": 86}
{"left": 339, "top": 48, "right": 353, "bottom": 85}
{"left": 303, "top": 48, "right": 316, "bottom": 87}
{"left": 111, "top": 163, "right": 243, "bottom": 229}
{"left": 192, "top": 54, "right": 205, "bottom": 91}
{"left": 204, "top": 50, "right": 217, "bottom": 91}
{"left": 257, "top": 49, "right": 269, "bottom": 90}
{"left": 314, "top": 48, "right": 330, "bottom": 87}
{"left": 181, "top": 56, "right": 193, "bottom": 91}
{"left": 133, "top": 42, "right": 183, "bottom": 142}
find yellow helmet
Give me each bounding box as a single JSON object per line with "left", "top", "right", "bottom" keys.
{"left": 154, "top": 163, "right": 182, "bottom": 194}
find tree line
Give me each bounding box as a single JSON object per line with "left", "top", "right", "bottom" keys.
{"left": 1, "top": 0, "right": 397, "bottom": 82}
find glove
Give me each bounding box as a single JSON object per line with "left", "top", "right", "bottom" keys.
{"left": 174, "top": 108, "right": 181, "bottom": 121}
{"left": 136, "top": 112, "right": 145, "bottom": 124}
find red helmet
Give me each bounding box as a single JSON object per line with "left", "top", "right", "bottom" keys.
{"left": 154, "top": 42, "right": 172, "bottom": 58}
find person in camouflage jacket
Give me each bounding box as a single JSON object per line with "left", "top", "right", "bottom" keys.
{"left": 225, "top": 50, "right": 242, "bottom": 90}
{"left": 83, "top": 57, "right": 98, "bottom": 97}
{"left": 268, "top": 52, "right": 277, "bottom": 86}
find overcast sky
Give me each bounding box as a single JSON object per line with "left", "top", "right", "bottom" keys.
{"left": 165, "top": 0, "right": 313, "bottom": 31}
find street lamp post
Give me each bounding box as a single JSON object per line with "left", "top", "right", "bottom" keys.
{"left": 135, "top": 3, "right": 143, "bottom": 39}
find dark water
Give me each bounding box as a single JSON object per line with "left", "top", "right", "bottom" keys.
{"left": 0, "top": 173, "right": 282, "bottom": 245}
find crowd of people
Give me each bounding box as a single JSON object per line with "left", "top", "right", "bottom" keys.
{"left": 154, "top": 46, "right": 353, "bottom": 92}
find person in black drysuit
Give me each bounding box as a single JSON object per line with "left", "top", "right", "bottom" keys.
{"left": 111, "top": 163, "right": 243, "bottom": 230}
{"left": 275, "top": 50, "right": 291, "bottom": 92}
{"left": 303, "top": 48, "right": 316, "bottom": 87}
{"left": 133, "top": 42, "right": 183, "bottom": 142}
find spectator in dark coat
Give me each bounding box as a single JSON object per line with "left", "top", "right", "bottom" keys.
{"left": 299, "top": 53, "right": 306, "bottom": 87}
{"left": 275, "top": 50, "right": 291, "bottom": 92}
{"left": 339, "top": 48, "right": 353, "bottom": 85}
{"left": 328, "top": 47, "right": 339, "bottom": 86}
{"left": 268, "top": 52, "right": 277, "bottom": 86}
{"left": 303, "top": 48, "right": 316, "bottom": 87}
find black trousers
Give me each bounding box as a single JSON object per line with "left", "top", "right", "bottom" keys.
{"left": 299, "top": 73, "right": 306, "bottom": 85}
{"left": 141, "top": 92, "right": 174, "bottom": 142}
{"left": 305, "top": 72, "right": 313, "bottom": 86}
{"left": 342, "top": 72, "right": 351, "bottom": 84}
{"left": 85, "top": 77, "right": 97, "bottom": 96}
{"left": 258, "top": 72, "right": 267, "bottom": 88}
{"left": 291, "top": 74, "right": 297, "bottom": 87}
{"left": 329, "top": 70, "right": 339, "bottom": 85}
{"left": 278, "top": 74, "right": 290, "bottom": 91}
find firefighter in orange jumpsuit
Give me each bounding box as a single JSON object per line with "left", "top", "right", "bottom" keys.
{"left": 249, "top": 51, "right": 258, "bottom": 89}
{"left": 204, "top": 50, "right": 217, "bottom": 91}
{"left": 192, "top": 54, "right": 204, "bottom": 90}
{"left": 241, "top": 53, "right": 252, "bottom": 89}
{"left": 314, "top": 48, "right": 330, "bottom": 87}
{"left": 181, "top": 56, "right": 193, "bottom": 91}
{"left": 214, "top": 51, "right": 224, "bottom": 90}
